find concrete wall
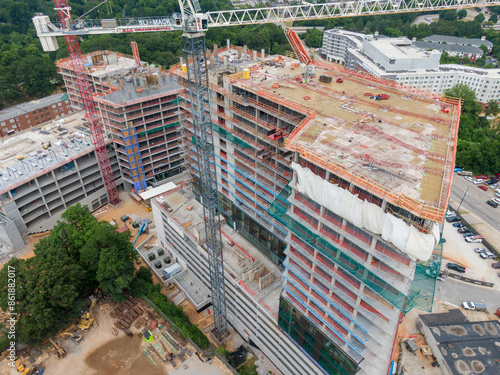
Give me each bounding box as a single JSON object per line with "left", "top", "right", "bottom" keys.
{"left": 153, "top": 200, "right": 329, "bottom": 375}
{"left": 0, "top": 216, "right": 24, "bottom": 250}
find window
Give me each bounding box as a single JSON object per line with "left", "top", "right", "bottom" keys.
{"left": 52, "top": 104, "right": 56, "bottom": 108}
{"left": 9, "top": 119, "right": 14, "bottom": 123}
{"left": 12, "top": 125, "right": 16, "bottom": 128}
{"left": 34, "top": 117, "right": 38, "bottom": 120}
{"left": 58, "top": 102, "right": 62, "bottom": 106}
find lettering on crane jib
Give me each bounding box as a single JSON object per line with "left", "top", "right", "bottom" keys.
{"left": 138, "top": 19, "right": 173, "bottom": 26}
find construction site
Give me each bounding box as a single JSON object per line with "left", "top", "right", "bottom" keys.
{"left": 0, "top": 1, "right": 470, "bottom": 374}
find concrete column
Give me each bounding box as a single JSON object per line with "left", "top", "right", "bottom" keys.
{"left": 214, "top": 44, "right": 218, "bottom": 57}
{"left": 253, "top": 50, "right": 257, "bottom": 61}
{"left": 227, "top": 39, "right": 230, "bottom": 50}
{"left": 261, "top": 49, "right": 265, "bottom": 58}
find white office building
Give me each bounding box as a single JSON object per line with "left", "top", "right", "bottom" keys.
{"left": 321, "top": 29, "right": 500, "bottom": 102}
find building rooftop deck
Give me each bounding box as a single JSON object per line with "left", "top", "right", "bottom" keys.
{"left": 228, "top": 59, "right": 459, "bottom": 222}
{"left": 0, "top": 111, "right": 99, "bottom": 194}
{"left": 95, "top": 75, "right": 181, "bottom": 107}
{"left": 156, "top": 189, "right": 283, "bottom": 317}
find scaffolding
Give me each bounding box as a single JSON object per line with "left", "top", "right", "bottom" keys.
{"left": 121, "top": 123, "right": 147, "bottom": 193}
{"left": 268, "top": 183, "right": 441, "bottom": 314}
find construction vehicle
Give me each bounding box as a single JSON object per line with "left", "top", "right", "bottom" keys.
{"left": 48, "top": 338, "right": 67, "bottom": 359}
{"left": 132, "top": 222, "right": 147, "bottom": 247}
{"left": 141, "top": 200, "right": 152, "bottom": 212}
{"left": 15, "top": 358, "right": 30, "bottom": 375}
{"left": 59, "top": 331, "right": 84, "bottom": 344}
{"left": 33, "top": 0, "right": 500, "bottom": 344}
{"left": 78, "top": 297, "right": 96, "bottom": 330}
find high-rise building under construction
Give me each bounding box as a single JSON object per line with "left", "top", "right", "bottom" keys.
{"left": 154, "top": 44, "right": 459, "bottom": 375}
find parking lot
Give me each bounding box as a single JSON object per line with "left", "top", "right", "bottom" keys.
{"left": 440, "top": 219, "right": 500, "bottom": 291}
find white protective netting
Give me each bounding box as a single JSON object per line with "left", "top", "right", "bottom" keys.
{"left": 292, "top": 162, "right": 438, "bottom": 261}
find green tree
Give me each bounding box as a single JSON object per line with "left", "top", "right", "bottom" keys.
{"left": 474, "top": 13, "right": 485, "bottom": 23}
{"left": 303, "top": 28, "right": 323, "bottom": 48}
{"left": 383, "top": 27, "right": 403, "bottom": 37}
{"left": 439, "top": 9, "right": 458, "bottom": 22}
{"left": 479, "top": 44, "right": 489, "bottom": 55}
{"left": 457, "top": 9, "right": 468, "bottom": 20}
{"left": 486, "top": 100, "right": 500, "bottom": 116}
{"left": 91, "top": 223, "right": 137, "bottom": 300}
{"left": 490, "top": 13, "right": 498, "bottom": 24}
{"left": 444, "top": 83, "right": 482, "bottom": 115}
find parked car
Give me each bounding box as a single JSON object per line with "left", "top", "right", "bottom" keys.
{"left": 458, "top": 227, "right": 470, "bottom": 233}
{"left": 462, "top": 232, "right": 474, "bottom": 237}
{"left": 447, "top": 263, "right": 466, "bottom": 273}
{"left": 437, "top": 272, "right": 446, "bottom": 282}
{"left": 446, "top": 216, "right": 461, "bottom": 223}
{"left": 455, "top": 165, "right": 463, "bottom": 169}
{"left": 474, "top": 247, "right": 488, "bottom": 253}
{"left": 478, "top": 185, "right": 488, "bottom": 191}
{"left": 486, "top": 200, "right": 498, "bottom": 208}
{"left": 492, "top": 198, "right": 500, "bottom": 205}
{"left": 492, "top": 262, "right": 500, "bottom": 269}
{"left": 462, "top": 301, "right": 475, "bottom": 310}
{"left": 453, "top": 223, "right": 465, "bottom": 228}
{"left": 464, "top": 176, "right": 474, "bottom": 182}
{"left": 474, "top": 179, "right": 485, "bottom": 185}
{"left": 466, "top": 237, "right": 483, "bottom": 243}
{"left": 476, "top": 175, "right": 488, "bottom": 180}
{"left": 490, "top": 184, "right": 499, "bottom": 190}
{"left": 480, "top": 251, "right": 496, "bottom": 259}
{"left": 489, "top": 177, "right": 499, "bottom": 183}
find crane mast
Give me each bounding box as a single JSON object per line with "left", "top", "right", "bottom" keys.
{"left": 179, "top": 0, "right": 228, "bottom": 341}
{"left": 34, "top": 0, "right": 500, "bottom": 345}
{"left": 53, "top": 0, "right": 119, "bottom": 205}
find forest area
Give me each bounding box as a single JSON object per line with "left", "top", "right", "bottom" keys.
{"left": 1, "top": 1, "right": 500, "bottom": 172}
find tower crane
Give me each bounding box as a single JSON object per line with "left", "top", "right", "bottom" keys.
{"left": 33, "top": 0, "right": 500, "bottom": 342}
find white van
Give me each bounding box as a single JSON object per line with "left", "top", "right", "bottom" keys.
{"left": 458, "top": 171, "right": 473, "bottom": 176}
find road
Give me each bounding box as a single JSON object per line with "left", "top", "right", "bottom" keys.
{"left": 435, "top": 277, "right": 500, "bottom": 309}
{"left": 449, "top": 174, "right": 500, "bottom": 232}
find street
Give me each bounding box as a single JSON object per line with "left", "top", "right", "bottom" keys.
{"left": 449, "top": 173, "right": 500, "bottom": 232}
{"left": 435, "top": 277, "right": 500, "bottom": 309}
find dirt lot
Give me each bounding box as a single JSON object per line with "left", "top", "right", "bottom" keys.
{"left": 0, "top": 193, "right": 232, "bottom": 375}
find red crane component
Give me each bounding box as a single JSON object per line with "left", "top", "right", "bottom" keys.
{"left": 131, "top": 41, "right": 141, "bottom": 65}
{"left": 285, "top": 29, "right": 312, "bottom": 65}
{"left": 54, "top": 0, "right": 119, "bottom": 205}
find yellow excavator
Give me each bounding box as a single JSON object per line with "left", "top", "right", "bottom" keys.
{"left": 15, "top": 358, "right": 30, "bottom": 375}
{"left": 48, "top": 338, "right": 67, "bottom": 359}
{"left": 78, "top": 297, "right": 96, "bottom": 330}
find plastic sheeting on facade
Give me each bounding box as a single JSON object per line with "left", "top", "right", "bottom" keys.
{"left": 291, "top": 162, "right": 438, "bottom": 261}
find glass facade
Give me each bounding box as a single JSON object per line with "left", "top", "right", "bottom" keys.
{"left": 279, "top": 297, "right": 359, "bottom": 375}
{"left": 219, "top": 193, "right": 286, "bottom": 265}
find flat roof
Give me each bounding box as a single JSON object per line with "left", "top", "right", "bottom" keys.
{"left": 155, "top": 189, "right": 283, "bottom": 317}
{"left": 0, "top": 94, "right": 69, "bottom": 123}
{"left": 424, "top": 319, "right": 500, "bottom": 375}
{"left": 140, "top": 181, "right": 177, "bottom": 200}
{"left": 227, "top": 59, "right": 458, "bottom": 221}
{"left": 57, "top": 51, "right": 138, "bottom": 79}
{"left": 366, "top": 38, "right": 432, "bottom": 59}
{"left": 95, "top": 75, "right": 181, "bottom": 106}
{"left": 0, "top": 111, "right": 98, "bottom": 194}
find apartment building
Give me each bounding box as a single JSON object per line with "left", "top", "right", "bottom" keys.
{"left": 322, "top": 29, "right": 500, "bottom": 102}
{"left": 0, "top": 111, "right": 122, "bottom": 245}
{"left": 168, "top": 45, "right": 457, "bottom": 375}
{"left": 0, "top": 93, "right": 74, "bottom": 137}
{"left": 57, "top": 51, "right": 185, "bottom": 192}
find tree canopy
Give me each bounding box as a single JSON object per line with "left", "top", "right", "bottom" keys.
{"left": 0, "top": 203, "right": 150, "bottom": 343}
